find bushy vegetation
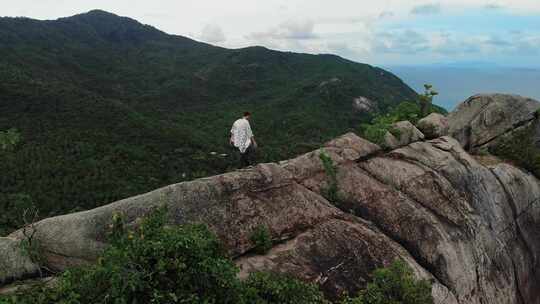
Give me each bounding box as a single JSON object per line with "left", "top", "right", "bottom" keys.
{"left": 342, "top": 260, "right": 433, "bottom": 304}
{"left": 418, "top": 84, "right": 439, "bottom": 117}
{"left": 0, "top": 208, "right": 326, "bottom": 304}
{"left": 360, "top": 102, "right": 419, "bottom": 145}
{"left": 0, "top": 11, "right": 418, "bottom": 235}
{"left": 250, "top": 225, "right": 273, "bottom": 255}
{"left": 319, "top": 151, "right": 341, "bottom": 204}
{"left": 360, "top": 85, "right": 445, "bottom": 145}
{"left": 0, "top": 208, "right": 433, "bottom": 304}
{"left": 491, "top": 121, "right": 540, "bottom": 177}
{"left": 244, "top": 272, "right": 329, "bottom": 304}
{"left": 3, "top": 208, "right": 242, "bottom": 303}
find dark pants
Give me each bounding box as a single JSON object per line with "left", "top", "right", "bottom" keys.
{"left": 239, "top": 145, "right": 254, "bottom": 168}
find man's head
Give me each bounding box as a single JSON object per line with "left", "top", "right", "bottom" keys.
{"left": 243, "top": 111, "right": 251, "bottom": 120}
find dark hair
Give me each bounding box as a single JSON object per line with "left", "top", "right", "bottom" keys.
{"left": 243, "top": 112, "right": 251, "bottom": 117}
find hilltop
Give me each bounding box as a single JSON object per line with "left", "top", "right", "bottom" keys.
{"left": 0, "top": 10, "right": 417, "bottom": 232}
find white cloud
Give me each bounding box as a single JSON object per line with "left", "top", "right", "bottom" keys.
{"left": 374, "top": 30, "right": 430, "bottom": 54}
{"left": 3, "top": 0, "right": 540, "bottom": 66}
{"left": 484, "top": 3, "right": 505, "bottom": 10}
{"left": 411, "top": 3, "right": 442, "bottom": 15}
{"left": 199, "top": 24, "right": 226, "bottom": 44}
{"left": 369, "top": 28, "right": 540, "bottom": 60}
{"left": 378, "top": 11, "right": 395, "bottom": 19}
{"left": 246, "top": 19, "right": 317, "bottom": 41}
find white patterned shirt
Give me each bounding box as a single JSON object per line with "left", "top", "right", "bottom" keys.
{"left": 230, "top": 118, "right": 253, "bottom": 153}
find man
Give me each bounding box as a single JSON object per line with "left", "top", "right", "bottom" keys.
{"left": 230, "top": 112, "right": 257, "bottom": 167}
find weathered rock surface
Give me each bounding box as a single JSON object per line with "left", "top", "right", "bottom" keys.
{"left": 448, "top": 94, "right": 540, "bottom": 150}
{"left": 352, "top": 96, "right": 378, "bottom": 113}
{"left": 0, "top": 277, "right": 57, "bottom": 296}
{"left": 383, "top": 120, "right": 425, "bottom": 149}
{"left": 1, "top": 132, "right": 540, "bottom": 304}
{"left": 0, "top": 238, "right": 40, "bottom": 284}
{"left": 417, "top": 113, "right": 449, "bottom": 139}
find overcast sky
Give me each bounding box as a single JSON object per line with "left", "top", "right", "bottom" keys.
{"left": 2, "top": 0, "right": 540, "bottom": 67}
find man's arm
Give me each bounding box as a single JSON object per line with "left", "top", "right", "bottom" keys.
{"left": 247, "top": 122, "right": 256, "bottom": 148}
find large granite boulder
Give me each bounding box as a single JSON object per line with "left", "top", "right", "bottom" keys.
{"left": 448, "top": 94, "right": 540, "bottom": 150}
{"left": 417, "top": 113, "right": 449, "bottom": 139}
{"left": 2, "top": 132, "right": 540, "bottom": 304}
{"left": 382, "top": 121, "right": 425, "bottom": 149}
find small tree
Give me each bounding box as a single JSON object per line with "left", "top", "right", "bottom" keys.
{"left": 319, "top": 152, "right": 340, "bottom": 203}
{"left": 419, "top": 84, "right": 438, "bottom": 117}
{"left": 250, "top": 225, "right": 273, "bottom": 254}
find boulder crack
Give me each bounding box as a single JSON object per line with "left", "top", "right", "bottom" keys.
{"left": 347, "top": 165, "right": 456, "bottom": 296}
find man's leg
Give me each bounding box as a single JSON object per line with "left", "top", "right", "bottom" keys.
{"left": 250, "top": 144, "right": 256, "bottom": 165}
{"left": 240, "top": 145, "right": 252, "bottom": 168}
{"left": 240, "top": 150, "right": 249, "bottom": 167}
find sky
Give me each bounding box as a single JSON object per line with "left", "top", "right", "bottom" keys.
{"left": 1, "top": 0, "right": 540, "bottom": 67}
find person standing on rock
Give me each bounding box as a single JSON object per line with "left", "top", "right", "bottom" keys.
{"left": 230, "top": 112, "right": 257, "bottom": 167}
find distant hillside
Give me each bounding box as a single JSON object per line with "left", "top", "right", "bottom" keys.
{"left": 0, "top": 10, "right": 417, "bottom": 232}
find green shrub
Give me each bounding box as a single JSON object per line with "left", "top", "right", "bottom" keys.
{"left": 319, "top": 151, "right": 343, "bottom": 205}
{"left": 244, "top": 272, "right": 329, "bottom": 304}
{"left": 1, "top": 208, "right": 328, "bottom": 304}
{"left": 392, "top": 102, "right": 422, "bottom": 124}
{"left": 250, "top": 225, "right": 273, "bottom": 254}
{"left": 359, "top": 88, "right": 443, "bottom": 146}
{"left": 19, "top": 234, "right": 45, "bottom": 268}
{"left": 419, "top": 84, "right": 439, "bottom": 117}
{"left": 3, "top": 207, "right": 245, "bottom": 304}
{"left": 491, "top": 123, "right": 540, "bottom": 177}
{"left": 0, "top": 212, "right": 432, "bottom": 304}
{"left": 388, "top": 126, "right": 402, "bottom": 139}
{"left": 342, "top": 260, "right": 433, "bottom": 304}
{"left": 359, "top": 102, "right": 420, "bottom": 145}
{"left": 360, "top": 115, "right": 394, "bottom": 145}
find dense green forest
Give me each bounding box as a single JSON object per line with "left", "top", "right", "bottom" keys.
{"left": 0, "top": 10, "right": 419, "bottom": 234}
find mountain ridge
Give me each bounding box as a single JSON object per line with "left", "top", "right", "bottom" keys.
{"left": 0, "top": 10, "right": 417, "bottom": 234}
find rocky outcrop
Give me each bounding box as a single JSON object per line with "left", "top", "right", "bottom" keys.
{"left": 352, "top": 96, "right": 378, "bottom": 113}
{"left": 417, "top": 113, "right": 449, "bottom": 139}
{"left": 448, "top": 94, "right": 540, "bottom": 150}
{"left": 1, "top": 132, "right": 539, "bottom": 304}
{"left": 383, "top": 121, "right": 425, "bottom": 149}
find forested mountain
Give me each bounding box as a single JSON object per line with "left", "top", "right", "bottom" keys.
{"left": 0, "top": 10, "right": 417, "bottom": 233}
